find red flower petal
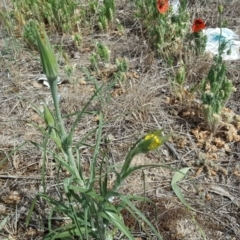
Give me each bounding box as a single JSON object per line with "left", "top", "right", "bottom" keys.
{"left": 192, "top": 18, "right": 206, "bottom": 33}
{"left": 157, "top": 0, "right": 169, "bottom": 14}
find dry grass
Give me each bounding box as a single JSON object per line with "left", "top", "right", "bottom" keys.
{"left": 0, "top": 0, "right": 240, "bottom": 239}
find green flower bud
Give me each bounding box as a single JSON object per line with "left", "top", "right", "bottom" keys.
{"left": 218, "top": 5, "right": 223, "bottom": 14}
{"left": 226, "top": 49, "right": 231, "bottom": 55}
{"left": 35, "top": 24, "right": 59, "bottom": 82}
{"left": 43, "top": 105, "right": 55, "bottom": 127}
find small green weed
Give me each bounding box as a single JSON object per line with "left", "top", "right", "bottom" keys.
{"left": 113, "top": 57, "right": 128, "bottom": 82}
{"left": 12, "top": 0, "right": 80, "bottom": 32}
{"left": 90, "top": 42, "right": 111, "bottom": 70}
{"left": 171, "top": 62, "right": 187, "bottom": 102}
{"left": 98, "top": 0, "right": 116, "bottom": 31}
{"left": 200, "top": 6, "right": 235, "bottom": 133}
{"left": 134, "top": 0, "right": 189, "bottom": 58}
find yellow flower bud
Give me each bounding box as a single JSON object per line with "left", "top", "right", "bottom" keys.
{"left": 144, "top": 133, "right": 162, "bottom": 150}
{"left": 135, "top": 130, "right": 169, "bottom": 153}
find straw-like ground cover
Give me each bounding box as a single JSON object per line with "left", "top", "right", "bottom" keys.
{"left": 0, "top": 0, "right": 240, "bottom": 239}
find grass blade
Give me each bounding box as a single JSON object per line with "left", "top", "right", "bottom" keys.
{"left": 100, "top": 210, "right": 134, "bottom": 240}
{"left": 171, "top": 167, "right": 194, "bottom": 210}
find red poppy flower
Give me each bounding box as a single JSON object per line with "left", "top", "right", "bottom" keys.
{"left": 157, "top": 0, "right": 169, "bottom": 14}
{"left": 192, "top": 18, "right": 206, "bottom": 33}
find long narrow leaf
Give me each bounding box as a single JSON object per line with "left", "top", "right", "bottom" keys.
{"left": 0, "top": 216, "right": 9, "bottom": 231}
{"left": 44, "top": 224, "right": 86, "bottom": 239}
{"left": 68, "top": 84, "right": 105, "bottom": 142}
{"left": 88, "top": 112, "right": 103, "bottom": 189}
{"left": 171, "top": 167, "right": 194, "bottom": 210}
{"left": 119, "top": 164, "right": 178, "bottom": 186}
{"left": 26, "top": 197, "right": 38, "bottom": 227}
{"left": 99, "top": 210, "right": 134, "bottom": 240}
{"left": 84, "top": 207, "right": 90, "bottom": 240}
{"left": 0, "top": 141, "right": 27, "bottom": 167}
{"left": 119, "top": 196, "right": 163, "bottom": 240}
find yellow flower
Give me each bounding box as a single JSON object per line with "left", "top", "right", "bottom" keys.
{"left": 119, "top": 129, "right": 169, "bottom": 180}
{"left": 134, "top": 130, "right": 168, "bottom": 154}
{"left": 144, "top": 133, "right": 162, "bottom": 150}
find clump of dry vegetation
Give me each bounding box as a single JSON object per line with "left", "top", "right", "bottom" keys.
{"left": 0, "top": 0, "right": 240, "bottom": 239}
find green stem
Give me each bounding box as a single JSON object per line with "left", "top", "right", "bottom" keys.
{"left": 48, "top": 79, "right": 83, "bottom": 184}
{"left": 49, "top": 79, "right": 66, "bottom": 137}
{"left": 219, "top": 11, "right": 222, "bottom": 54}
{"left": 112, "top": 147, "right": 137, "bottom": 192}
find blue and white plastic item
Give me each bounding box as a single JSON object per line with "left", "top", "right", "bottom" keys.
{"left": 204, "top": 28, "right": 240, "bottom": 60}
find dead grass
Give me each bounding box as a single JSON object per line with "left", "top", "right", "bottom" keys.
{"left": 0, "top": 0, "right": 240, "bottom": 239}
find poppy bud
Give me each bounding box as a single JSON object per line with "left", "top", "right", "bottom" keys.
{"left": 218, "top": 5, "right": 223, "bottom": 14}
